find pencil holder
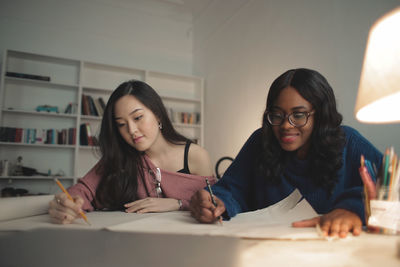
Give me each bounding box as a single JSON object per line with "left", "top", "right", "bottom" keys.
{"left": 360, "top": 147, "right": 400, "bottom": 235}
{"left": 367, "top": 195, "right": 400, "bottom": 235}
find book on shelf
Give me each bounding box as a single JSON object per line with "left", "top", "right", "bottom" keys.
{"left": 81, "top": 94, "right": 90, "bottom": 116}
{"left": 87, "top": 95, "right": 98, "bottom": 116}
{"left": 171, "top": 111, "right": 200, "bottom": 125}
{"left": 64, "top": 103, "right": 77, "bottom": 114}
{"left": 64, "top": 104, "right": 71, "bottom": 114}
{"left": 68, "top": 128, "right": 76, "bottom": 145}
{"left": 15, "top": 128, "right": 23, "bottom": 143}
{"left": 93, "top": 98, "right": 104, "bottom": 116}
{"left": 6, "top": 71, "right": 51, "bottom": 82}
{"left": 81, "top": 94, "right": 104, "bottom": 117}
{"left": 0, "top": 127, "right": 16, "bottom": 142}
{"left": 86, "top": 123, "right": 94, "bottom": 146}
{"left": 79, "top": 123, "right": 97, "bottom": 146}
{"left": 98, "top": 97, "right": 106, "bottom": 111}
{"left": 35, "top": 129, "right": 46, "bottom": 144}
{"left": 79, "top": 124, "right": 88, "bottom": 146}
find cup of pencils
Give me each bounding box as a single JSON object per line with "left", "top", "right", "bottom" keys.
{"left": 360, "top": 147, "right": 400, "bottom": 235}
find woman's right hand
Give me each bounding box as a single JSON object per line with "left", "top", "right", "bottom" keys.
{"left": 189, "top": 189, "right": 226, "bottom": 223}
{"left": 48, "top": 193, "right": 84, "bottom": 224}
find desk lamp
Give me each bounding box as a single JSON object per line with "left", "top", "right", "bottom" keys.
{"left": 355, "top": 6, "right": 400, "bottom": 254}
{"left": 355, "top": 7, "right": 400, "bottom": 123}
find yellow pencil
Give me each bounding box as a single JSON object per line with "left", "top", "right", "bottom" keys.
{"left": 55, "top": 178, "right": 91, "bottom": 225}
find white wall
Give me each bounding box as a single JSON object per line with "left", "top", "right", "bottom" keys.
{"left": 1, "top": 0, "right": 399, "bottom": 166}
{"left": 0, "top": 0, "right": 193, "bottom": 75}
{"left": 193, "top": 0, "right": 400, "bottom": 164}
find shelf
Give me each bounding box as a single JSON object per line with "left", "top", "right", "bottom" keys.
{"left": 79, "top": 145, "right": 99, "bottom": 150}
{"left": 7, "top": 49, "right": 78, "bottom": 65}
{"left": 2, "top": 109, "right": 76, "bottom": 119}
{"left": 0, "top": 142, "right": 75, "bottom": 148}
{"left": 80, "top": 115, "right": 102, "bottom": 121}
{"left": 173, "top": 123, "right": 202, "bottom": 128}
{"left": 82, "top": 85, "right": 114, "bottom": 93}
{"left": 161, "top": 95, "right": 201, "bottom": 103}
{"left": 0, "top": 49, "right": 204, "bottom": 195}
{"left": 5, "top": 76, "right": 78, "bottom": 90}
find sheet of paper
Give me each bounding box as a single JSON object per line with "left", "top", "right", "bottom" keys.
{"left": 0, "top": 195, "right": 54, "bottom": 222}
{"left": 107, "top": 189, "right": 321, "bottom": 240}
{"left": 0, "top": 189, "right": 321, "bottom": 239}
{"left": 0, "top": 211, "right": 157, "bottom": 232}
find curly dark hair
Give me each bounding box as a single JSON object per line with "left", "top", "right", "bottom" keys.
{"left": 95, "top": 80, "right": 189, "bottom": 210}
{"left": 258, "top": 68, "right": 345, "bottom": 192}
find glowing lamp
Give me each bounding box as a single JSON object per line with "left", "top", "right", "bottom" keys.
{"left": 355, "top": 7, "right": 400, "bottom": 123}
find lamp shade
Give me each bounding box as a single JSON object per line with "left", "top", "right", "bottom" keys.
{"left": 355, "top": 7, "right": 400, "bottom": 123}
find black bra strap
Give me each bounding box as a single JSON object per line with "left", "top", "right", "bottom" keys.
{"left": 183, "top": 140, "right": 191, "bottom": 173}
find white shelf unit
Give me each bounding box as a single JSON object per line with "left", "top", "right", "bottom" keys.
{"left": 0, "top": 49, "right": 204, "bottom": 195}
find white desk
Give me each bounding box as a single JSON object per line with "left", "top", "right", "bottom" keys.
{"left": 0, "top": 195, "right": 399, "bottom": 267}
{"left": 0, "top": 213, "right": 399, "bottom": 267}
{"left": 241, "top": 233, "right": 400, "bottom": 267}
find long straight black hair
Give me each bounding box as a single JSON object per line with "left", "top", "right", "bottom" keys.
{"left": 95, "top": 80, "right": 189, "bottom": 209}
{"left": 258, "top": 68, "right": 345, "bottom": 191}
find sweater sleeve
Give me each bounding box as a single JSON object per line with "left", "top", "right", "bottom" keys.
{"left": 210, "top": 129, "right": 262, "bottom": 219}
{"left": 67, "top": 163, "right": 102, "bottom": 212}
{"left": 332, "top": 126, "right": 383, "bottom": 224}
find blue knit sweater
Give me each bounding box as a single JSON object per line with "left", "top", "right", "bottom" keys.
{"left": 211, "top": 126, "right": 382, "bottom": 224}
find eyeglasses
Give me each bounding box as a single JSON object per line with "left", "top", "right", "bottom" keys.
{"left": 148, "top": 167, "right": 162, "bottom": 198}
{"left": 266, "top": 111, "right": 314, "bottom": 127}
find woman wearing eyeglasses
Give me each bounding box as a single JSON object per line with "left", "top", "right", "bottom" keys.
{"left": 190, "top": 68, "right": 382, "bottom": 238}
{"left": 49, "top": 80, "right": 214, "bottom": 224}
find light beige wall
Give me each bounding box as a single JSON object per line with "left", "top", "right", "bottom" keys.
{"left": 0, "top": 0, "right": 193, "bottom": 75}
{"left": 193, "top": 0, "right": 400, "bottom": 164}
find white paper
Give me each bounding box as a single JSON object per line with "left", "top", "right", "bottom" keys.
{"left": 0, "top": 189, "right": 322, "bottom": 240}
{"left": 107, "top": 189, "right": 321, "bottom": 240}
{"left": 0, "top": 211, "right": 156, "bottom": 231}
{"left": 0, "top": 195, "right": 54, "bottom": 222}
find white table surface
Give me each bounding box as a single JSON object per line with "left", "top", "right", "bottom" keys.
{"left": 1, "top": 225, "right": 399, "bottom": 267}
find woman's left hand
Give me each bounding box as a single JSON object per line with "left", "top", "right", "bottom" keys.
{"left": 124, "top": 198, "right": 180, "bottom": 213}
{"left": 292, "top": 208, "right": 362, "bottom": 238}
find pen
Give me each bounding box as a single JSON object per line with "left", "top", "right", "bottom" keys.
{"left": 55, "top": 178, "right": 91, "bottom": 225}
{"left": 205, "top": 178, "right": 223, "bottom": 225}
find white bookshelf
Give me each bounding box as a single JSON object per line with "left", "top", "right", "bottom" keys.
{"left": 0, "top": 49, "right": 204, "bottom": 195}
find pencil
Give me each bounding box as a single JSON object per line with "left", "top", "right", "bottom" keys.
{"left": 55, "top": 178, "right": 91, "bottom": 225}
{"left": 388, "top": 155, "right": 397, "bottom": 200}
{"left": 205, "top": 178, "right": 223, "bottom": 225}
{"left": 383, "top": 148, "right": 390, "bottom": 189}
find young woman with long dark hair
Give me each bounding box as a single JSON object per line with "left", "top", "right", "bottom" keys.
{"left": 190, "top": 68, "right": 382, "bottom": 238}
{"left": 49, "top": 80, "right": 214, "bottom": 224}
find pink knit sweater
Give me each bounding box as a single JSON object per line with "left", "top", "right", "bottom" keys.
{"left": 68, "top": 155, "right": 216, "bottom": 211}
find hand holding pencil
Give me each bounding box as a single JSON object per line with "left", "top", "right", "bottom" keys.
{"left": 189, "top": 185, "right": 225, "bottom": 225}
{"left": 205, "top": 178, "right": 223, "bottom": 225}
{"left": 48, "top": 179, "right": 90, "bottom": 225}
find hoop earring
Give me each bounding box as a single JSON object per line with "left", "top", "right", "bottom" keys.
{"left": 158, "top": 122, "right": 163, "bottom": 130}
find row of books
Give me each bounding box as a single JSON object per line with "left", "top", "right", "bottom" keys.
{"left": 0, "top": 123, "right": 98, "bottom": 146}
{"left": 81, "top": 94, "right": 106, "bottom": 117}
{"left": 0, "top": 127, "right": 76, "bottom": 145}
{"left": 167, "top": 109, "right": 201, "bottom": 124}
